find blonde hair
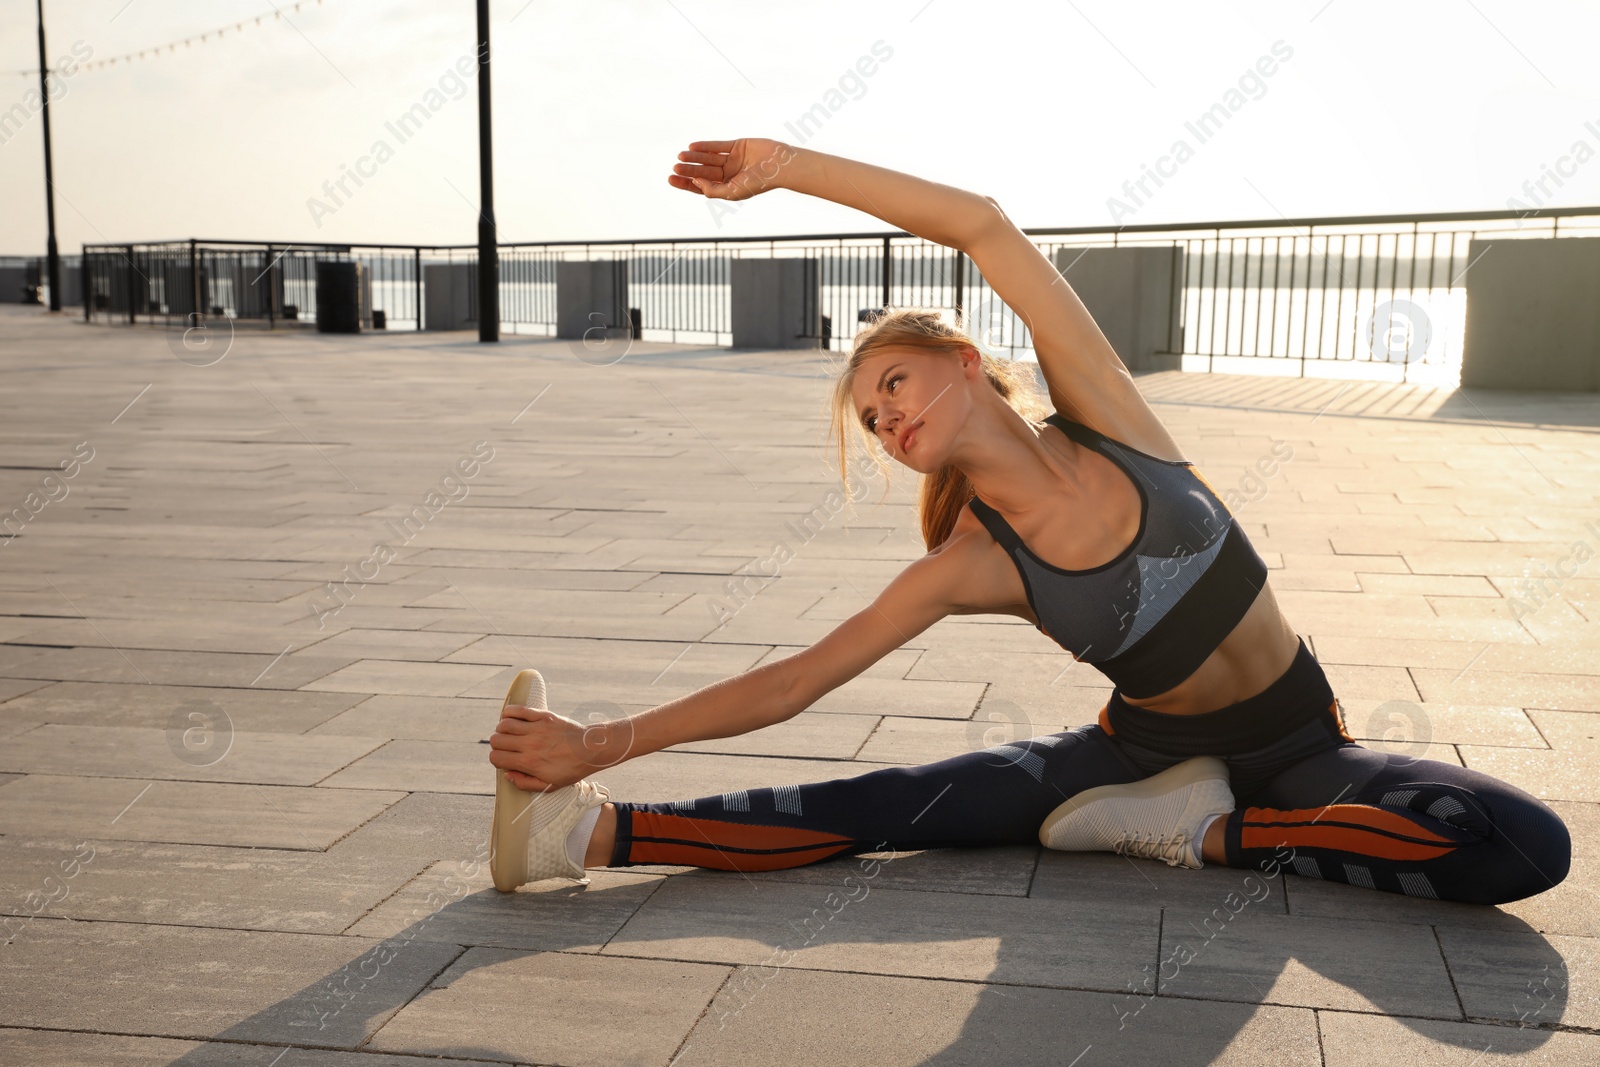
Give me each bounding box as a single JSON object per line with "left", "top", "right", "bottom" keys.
{"left": 826, "top": 306, "right": 1050, "bottom": 550}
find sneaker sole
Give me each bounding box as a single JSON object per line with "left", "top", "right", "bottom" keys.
{"left": 1038, "top": 755, "right": 1230, "bottom": 850}
{"left": 489, "top": 668, "right": 546, "bottom": 893}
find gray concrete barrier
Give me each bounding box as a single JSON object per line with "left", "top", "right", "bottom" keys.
{"left": 731, "top": 258, "right": 821, "bottom": 350}
{"left": 1461, "top": 236, "right": 1600, "bottom": 391}
{"left": 1051, "top": 246, "right": 1184, "bottom": 373}
{"left": 556, "top": 260, "right": 629, "bottom": 342}
{"left": 423, "top": 262, "right": 475, "bottom": 331}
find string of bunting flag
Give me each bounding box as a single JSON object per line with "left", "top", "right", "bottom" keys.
{"left": 7, "top": 0, "right": 328, "bottom": 77}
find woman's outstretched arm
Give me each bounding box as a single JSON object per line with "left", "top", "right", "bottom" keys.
{"left": 489, "top": 546, "right": 968, "bottom": 791}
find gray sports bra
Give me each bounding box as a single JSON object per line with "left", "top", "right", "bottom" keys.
{"left": 966, "top": 412, "right": 1269, "bottom": 698}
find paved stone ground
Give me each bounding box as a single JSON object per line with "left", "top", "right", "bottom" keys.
{"left": 1, "top": 304, "right": 1598, "bottom": 1065}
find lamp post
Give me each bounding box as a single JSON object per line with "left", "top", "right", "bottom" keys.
{"left": 475, "top": 0, "right": 499, "bottom": 342}
{"left": 35, "top": 0, "right": 61, "bottom": 312}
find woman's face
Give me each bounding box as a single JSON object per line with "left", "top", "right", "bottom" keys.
{"left": 850, "top": 346, "right": 976, "bottom": 472}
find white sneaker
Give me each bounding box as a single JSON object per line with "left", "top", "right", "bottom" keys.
{"left": 489, "top": 668, "right": 611, "bottom": 892}
{"left": 1038, "top": 755, "right": 1234, "bottom": 869}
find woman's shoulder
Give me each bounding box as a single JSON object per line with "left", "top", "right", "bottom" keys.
{"left": 1045, "top": 409, "right": 1190, "bottom": 466}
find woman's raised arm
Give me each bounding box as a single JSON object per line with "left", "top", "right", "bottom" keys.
{"left": 671, "top": 139, "right": 1184, "bottom": 457}
{"left": 671, "top": 139, "right": 1003, "bottom": 253}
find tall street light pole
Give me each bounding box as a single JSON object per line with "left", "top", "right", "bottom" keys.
{"left": 36, "top": 0, "right": 61, "bottom": 312}
{"left": 475, "top": 0, "right": 499, "bottom": 342}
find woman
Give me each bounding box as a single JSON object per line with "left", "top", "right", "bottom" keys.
{"left": 486, "top": 139, "right": 1569, "bottom": 906}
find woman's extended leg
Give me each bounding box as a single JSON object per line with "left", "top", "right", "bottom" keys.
{"left": 595, "top": 723, "right": 1145, "bottom": 872}
{"left": 1223, "top": 744, "right": 1570, "bottom": 905}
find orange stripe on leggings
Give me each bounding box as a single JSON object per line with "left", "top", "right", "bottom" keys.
{"left": 1241, "top": 804, "right": 1460, "bottom": 861}
{"left": 626, "top": 812, "right": 857, "bottom": 872}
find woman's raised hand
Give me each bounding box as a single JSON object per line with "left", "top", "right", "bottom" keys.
{"left": 669, "top": 138, "right": 796, "bottom": 201}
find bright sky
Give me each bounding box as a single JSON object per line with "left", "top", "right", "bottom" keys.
{"left": 3, "top": 0, "right": 1600, "bottom": 252}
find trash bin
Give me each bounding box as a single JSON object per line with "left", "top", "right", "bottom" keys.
{"left": 315, "top": 260, "right": 362, "bottom": 334}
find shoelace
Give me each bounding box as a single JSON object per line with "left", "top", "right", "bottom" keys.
{"left": 1112, "top": 830, "right": 1193, "bottom": 867}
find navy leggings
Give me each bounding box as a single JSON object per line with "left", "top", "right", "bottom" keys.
{"left": 609, "top": 649, "right": 1570, "bottom": 906}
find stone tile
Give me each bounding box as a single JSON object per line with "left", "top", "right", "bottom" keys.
{"left": 1415, "top": 668, "right": 1600, "bottom": 713}
{"left": 684, "top": 966, "right": 1321, "bottom": 1067}
{"left": 365, "top": 947, "right": 729, "bottom": 1065}
{"left": 1437, "top": 926, "right": 1597, "bottom": 1029}
{"left": 0, "top": 677, "right": 49, "bottom": 703}
{"left": 1031, "top": 851, "right": 1293, "bottom": 914}
{"left": 1459, "top": 712, "right": 1600, "bottom": 803}
{"left": 1337, "top": 697, "right": 1547, "bottom": 748}
{"left": 1156, "top": 912, "right": 1461, "bottom": 1017}
{"left": 0, "top": 724, "right": 384, "bottom": 785}
{"left": 0, "top": 920, "right": 462, "bottom": 1048}
{"left": 0, "top": 775, "right": 404, "bottom": 849}
{"left": 0, "top": 836, "right": 426, "bottom": 934}
{"left": 741, "top": 845, "right": 1040, "bottom": 897}
{"left": 1319, "top": 662, "right": 1423, "bottom": 701}
{"left": 10, "top": 617, "right": 315, "bottom": 655}
{"left": 0, "top": 680, "right": 364, "bottom": 733}
{"left": 1460, "top": 747, "right": 1600, "bottom": 803}
{"left": 297, "top": 627, "right": 487, "bottom": 662}
{"left": 0, "top": 1030, "right": 514, "bottom": 1066}
{"left": 316, "top": 739, "right": 494, "bottom": 794}
{"left": 670, "top": 711, "right": 879, "bottom": 760}
{"left": 329, "top": 789, "right": 492, "bottom": 859}
{"left": 300, "top": 658, "right": 509, "bottom": 697}
{"left": 308, "top": 694, "right": 502, "bottom": 742}
{"left": 856, "top": 714, "right": 1081, "bottom": 765}
{"left": 0, "top": 645, "right": 357, "bottom": 690}
{"left": 349, "top": 860, "right": 663, "bottom": 950}
{"left": 603, "top": 870, "right": 1160, "bottom": 990}
{"left": 1313, "top": 635, "right": 1534, "bottom": 670}
{"left": 1356, "top": 573, "right": 1500, "bottom": 596}
{"left": 1319, "top": 1011, "right": 1600, "bottom": 1066}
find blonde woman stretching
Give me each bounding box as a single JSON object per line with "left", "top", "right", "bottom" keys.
{"left": 486, "top": 139, "right": 1568, "bottom": 905}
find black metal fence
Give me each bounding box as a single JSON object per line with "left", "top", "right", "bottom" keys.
{"left": 77, "top": 205, "right": 1600, "bottom": 379}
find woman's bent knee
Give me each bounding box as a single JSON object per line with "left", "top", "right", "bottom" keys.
{"left": 1483, "top": 796, "right": 1571, "bottom": 905}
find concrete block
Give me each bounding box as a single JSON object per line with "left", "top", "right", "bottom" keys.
{"left": 731, "top": 257, "right": 822, "bottom": 350}
{"left": 556, "top": 259, "right": 629, "bottom": 341}
{"left": 1052, "top": 245, "right": 1185, "bottom": 372}
{"left": 423, "top": 261, "right": 474, "bottom": 331}
{"left": 1462, "top": 236, "right": 1600, "bottom": 391}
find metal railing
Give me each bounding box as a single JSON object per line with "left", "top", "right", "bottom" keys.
{"left": 79, "top": 205, "right": 1600, "bottom": 381}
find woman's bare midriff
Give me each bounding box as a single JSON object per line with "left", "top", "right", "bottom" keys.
{"left": 1114, "top": 578, "right": 1301, "bottom": 715}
